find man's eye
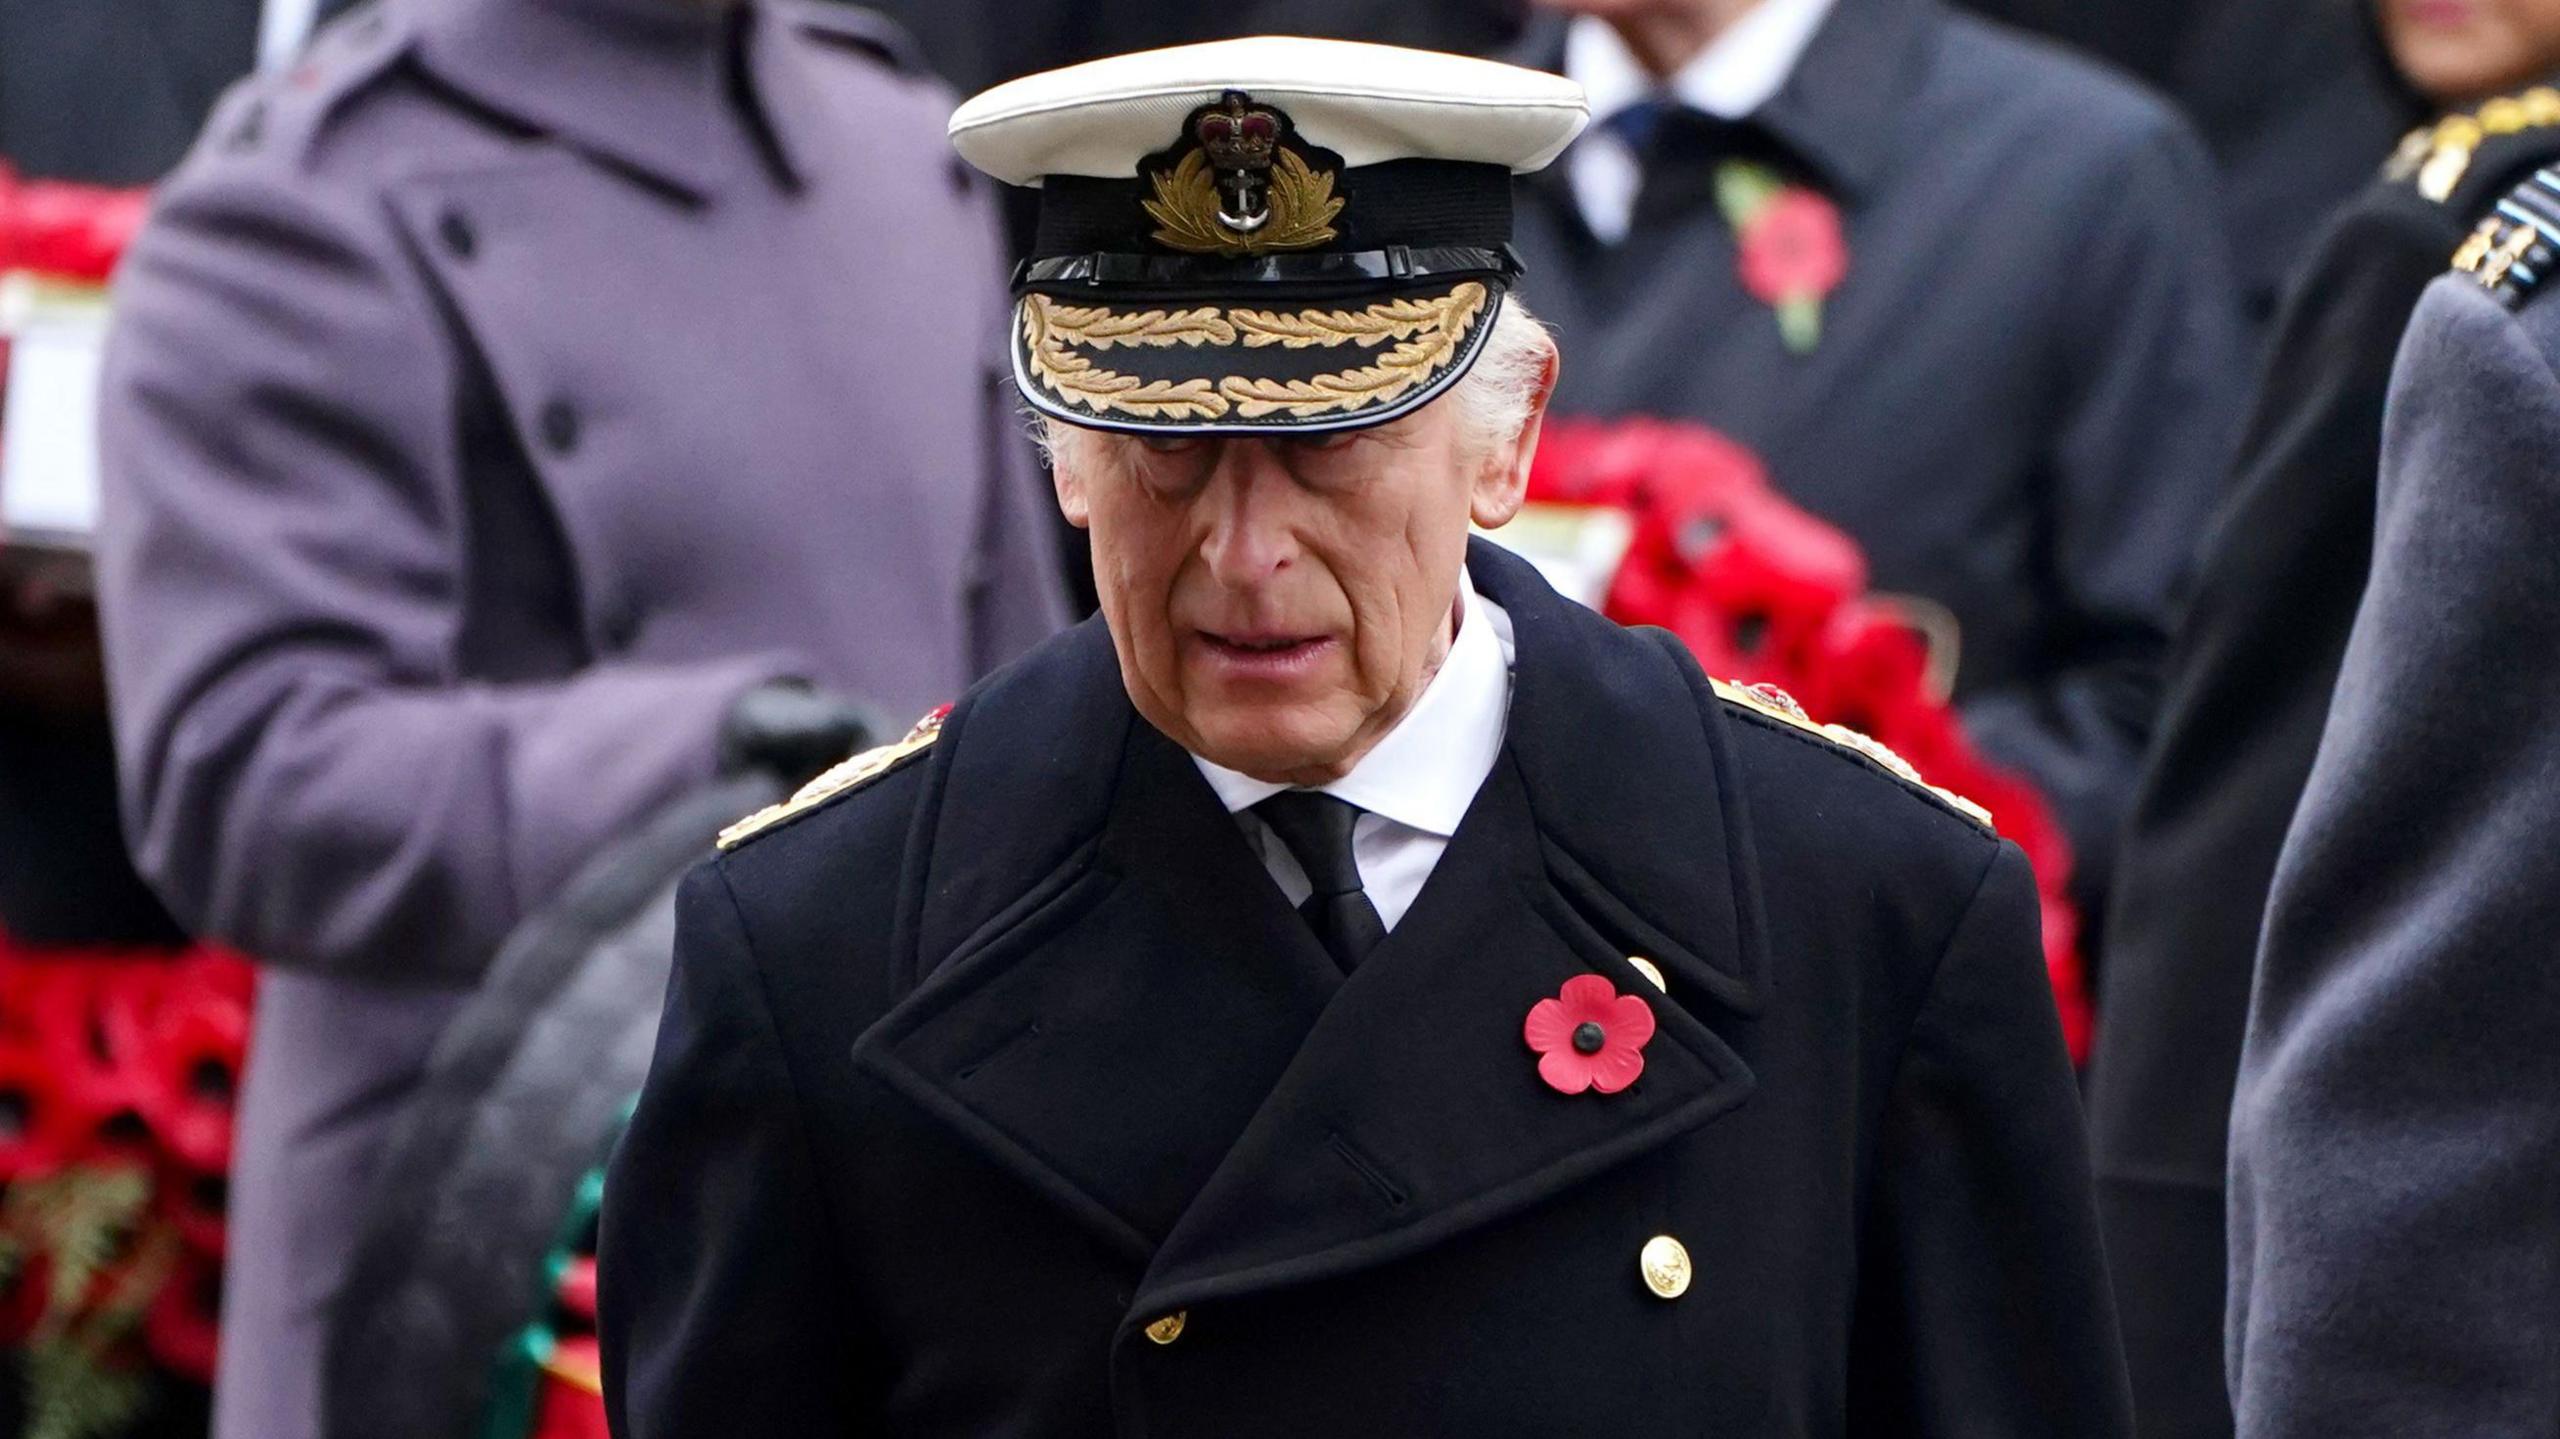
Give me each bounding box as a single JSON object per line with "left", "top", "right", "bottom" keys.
{"left": 1138, "top": 433, "right": 1200, "bottom": 454}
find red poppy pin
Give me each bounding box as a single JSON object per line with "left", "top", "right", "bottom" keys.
{"left": 1716, "top": 161, "right": 1848, "bottom": 355}
{"left": 1523, "top": 974, "right": 1657, "bottom": 1095}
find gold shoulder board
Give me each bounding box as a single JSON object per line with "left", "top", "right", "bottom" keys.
{"left": 2389, "top": 86, "right": 2560, "bottom": 203}
{"left": 1708, "top": 678, "right": 1994, "bottom": 830}
{"left": 716, "top": 707, "right": 948, "bottom": 851}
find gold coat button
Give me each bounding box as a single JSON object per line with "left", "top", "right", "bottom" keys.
{"left": 1639, "top": 1235, "right": 1692, "bottom": 1299}
{"left": 1626, "top": 956, "right": 1668, "bottom": 992}
{"left": 1144, "top": 1311, "right": 1188, "bottom": 1345}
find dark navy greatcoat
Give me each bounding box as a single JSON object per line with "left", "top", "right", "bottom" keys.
{"left": 601, "top": 539, "right": 2128, "bottom": 1437}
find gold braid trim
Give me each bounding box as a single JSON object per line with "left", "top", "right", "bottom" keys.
{"left": 716, "top": 709, "right": 947, "bottom": 850}
{"left": 2387, "top": 86, "right": 2560, "bottom": 202}
{"left": 1219, "top": 284, "right": 1487, "bottom": 418}
{"left": 1708, "top": 678, "right": 1993, "bottom": 829}
{"left": 1037, "top": 304, "right": 1238, "bottom": 350}
{"left": 1021, "top": 282, "right": 1488, "bottom": 424}
{"left": 1230, "top": 292, "right": 1468, "bottom": 349}
{"left": 1022, "top": 298, "right": 1231, "bottom": 420}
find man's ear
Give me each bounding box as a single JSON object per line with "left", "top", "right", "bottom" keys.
{"left": 1050, "top": 426, "right": 1093, "bottom": 530}
{"left": 1469, "top": 338, "right": 1560, "bottom": 530}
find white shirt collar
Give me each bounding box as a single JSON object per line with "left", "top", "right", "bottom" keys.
{"left": 1563, "top": 0, "right": 1838, "bottom": 124}
{"left": 1192, "top": 569, "right": 1513, "bottom": 837}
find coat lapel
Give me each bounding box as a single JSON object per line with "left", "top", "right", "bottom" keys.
{"left": 851, "top": 623, "right": 1346, "bottom": 1261}
{"left": 1124, "top": 540, "right": 1766, "bottom": 1325}
{"left": 855, "top": 542, "right": 1771, "bottom": 1310}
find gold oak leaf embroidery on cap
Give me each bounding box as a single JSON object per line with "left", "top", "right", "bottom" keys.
{"left": 1022, "top": 281, "right": 1490, "bottom": 423}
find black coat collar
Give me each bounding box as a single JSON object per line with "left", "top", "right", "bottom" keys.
{"left": 852, "top": 539, "right": 1769, "bottom": 1325}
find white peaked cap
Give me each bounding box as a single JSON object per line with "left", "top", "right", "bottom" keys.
{"left": 948, "top": 36, "right": 1591, "bottom": 187}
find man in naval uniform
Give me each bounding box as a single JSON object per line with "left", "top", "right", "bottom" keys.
{"left": 602, "top": 39, "right": 2128, "bottom": 1437}
{"left": 2227, "top": 168, "right": 2560, "bottom": 1438}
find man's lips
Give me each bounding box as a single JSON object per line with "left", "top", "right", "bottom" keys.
{"left": 1192, "top": 630, "right": 1338, "bottom": 679}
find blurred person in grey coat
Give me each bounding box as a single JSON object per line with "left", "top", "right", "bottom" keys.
{"left": 90, "top": 0, "right": 1066, "bottom": 1435}
{"left": 2227, "top": 173, "right": 2560, "bottom": 1436}
{"left": 2092, "top": 7, "right": 2560, "bottom": 1432}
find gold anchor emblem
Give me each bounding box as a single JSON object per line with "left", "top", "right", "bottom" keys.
{"left": 1143, "top": 91, "right": 1344, "bottom": 257}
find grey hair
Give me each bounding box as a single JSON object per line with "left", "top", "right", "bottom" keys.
{"left": 1032, "top": 290, "right": 1554, "bottom": 466}
{"left": 1446, "top": 291, "right": 1555, "bottom": 458}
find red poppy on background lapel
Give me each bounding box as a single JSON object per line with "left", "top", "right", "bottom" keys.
{"left": 1523, "top": 975, "right": 1656, "bottom": 1095}
{"left": 1716, "top": 161, "right": 1849, "bottom": 355}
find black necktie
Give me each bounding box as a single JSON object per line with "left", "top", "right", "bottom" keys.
{"left": 1603, "top": 100, "right": 1778, "bottom": 230}
{"left": 1252, "top": 792, "right": 1387, "bottom": 974}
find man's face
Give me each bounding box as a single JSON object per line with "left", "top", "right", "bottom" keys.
{"left": 2382, "top": 0, "right": 2560, "bottom": 104}
{"left": 1053, "top": 382, "right": 1547, "bottom": 786}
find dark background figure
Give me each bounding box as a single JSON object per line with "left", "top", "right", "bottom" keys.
{"left": 0, "top": 0, "right": 260, "bottom": 185}
{"left": 2228, "top": 241, "right": 2560, "bottom": 1437}
{"left": 0, "top": 0, "right": 269, "bottom": 949}
{"left": 2089, "top": 2, "right": 2560, "bottom": 1431}
{"left": 0, "top": 7, "right": 266, "bottom": 1434}
{"left": 0, "top": 567, "right": 187, "bottom": 949}
{"left": 1953, "top": 0, "right": 2418, "bottom": 332}
{"left": 92, "top": 0, "right": 1063, "bottom": 1434}
{"left": 862, "top": 0, "right": 1529, "bottom": 95}
{"left": 1507, "top": 0, "right": 2247, "bottom": 928}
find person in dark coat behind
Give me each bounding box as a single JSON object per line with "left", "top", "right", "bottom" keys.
{"left": 2227, "top": 172, "right": 2560, "bottom": 1435}
{"left": 2091, "top": 4, "right": 2560, "bottom": 1430}
{"left": 1509, "top": 0, "right": 2247, "bottom": 926}
{"left": 93, "top": 1, "right": 1065, "bottom": 1435}
{"left": 1952, "top": 0, "right": 2418, "bottom": 333}
{"left": 0, "top": 0, "right": 260, "bottom": 185}
{"left": 602, "top": 37, "right": 2128, "bottom": 1438}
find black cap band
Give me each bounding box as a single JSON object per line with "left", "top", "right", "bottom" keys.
{"left": 1032, "top": 156, "right": 1514, "bottom": 258}
{"left": 1014, "top": 243, "right": 1522, "bottom": 293}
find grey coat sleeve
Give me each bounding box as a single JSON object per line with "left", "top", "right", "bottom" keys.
{"left": 2228, "top": 274, "right": 2560, "bottom": 1437}
{"left": 1960, "top": 110, "right": 2247, "bottom": 897}
{"left": 95, "top": 160, "right": 806, "bottom": 984}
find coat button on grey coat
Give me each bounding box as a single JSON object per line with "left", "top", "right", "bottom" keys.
{"left": 435, "top": 207, "right": 474, "bottom": 259}
{"left": 539, "top": 397, "right": 578, "bottom": 455}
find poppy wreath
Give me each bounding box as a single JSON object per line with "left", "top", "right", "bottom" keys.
{"left": 1524, "top": 418, "right": 2093, "bottom": 1060}
{"left": 0, "top": 928, "right": 254, "bottom": 1435}
{"left": 488, "top": 1137, "right": 618, "bottom": 1439}
{"left": 0, "top": 164, "right": 151, "bottom": 283}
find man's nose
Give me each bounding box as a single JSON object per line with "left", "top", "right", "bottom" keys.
{"left": 1197, "top": 442, "right": 1300, "bottom": 587}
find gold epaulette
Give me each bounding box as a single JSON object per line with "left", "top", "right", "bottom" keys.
{"left": 2385, "top": 87, "right": 2560, "bottom": 203}
{"left": 2453, "top": 166, "right": 2560, "bottom": 305}
{"left": 1709, "top": 678, "right": 1994, "bottom": 830}
{"left": 715, "top": 706, "right": 948, "bottom": 851}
